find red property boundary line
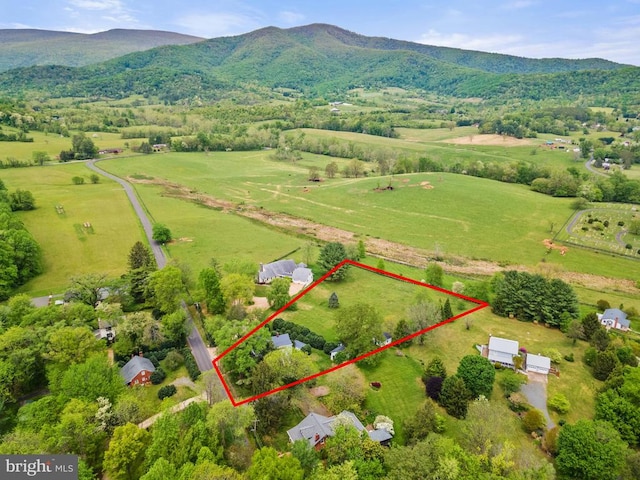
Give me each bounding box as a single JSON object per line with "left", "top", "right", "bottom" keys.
{"left": 213, "top": 259, "right": 489, "bottom": 406}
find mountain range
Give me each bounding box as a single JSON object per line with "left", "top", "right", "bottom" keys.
{"left": 0, "top": 28, "right": 203, "bottom": 72}
{"left": 1, "top": 24, "right": 638, "bottom": 103}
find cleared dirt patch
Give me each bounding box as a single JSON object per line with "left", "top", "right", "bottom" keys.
{"left": 443, "top": 134, "right": 534, "bottom": 146}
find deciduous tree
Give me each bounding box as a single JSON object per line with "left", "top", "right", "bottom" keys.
{"left": 335, "top": 303, "right": 383, "bottom": 360}
{"left": 152, "top": 223, "right": 172, "bottom": 244}
{"left": 247, "top": 447, "right": 304, "bottom": 480}
{"left": 456, "top": 355, "right": 495, "bottom": 399}
{"left": 267, "top": 277, "right": 291, "bottom": 310}
{"left": 556, "top": 420, "right": 627, "bottom": 480}
{"left": 103, "top": 423, "right": 151, "bottom": 480}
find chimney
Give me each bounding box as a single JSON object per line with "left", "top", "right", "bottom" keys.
{"left": 139, "top": 351, "right": 143, "bottom": 357}
{"left": 314, "top": 434, "right": 320, "bottom": 442}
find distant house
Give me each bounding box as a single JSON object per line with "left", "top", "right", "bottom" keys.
{"left": 258, "top": 260, "right": 313, "bottom": 286}
{"left": 287, "top": 410, "right": 392, "bottom": 450}
{"left": 120, "top": 355, "right": 156, "bottom": 386}
{"left": 94, "top": 320, "right": 115, "bottom": 342}
{"left": 487, "top": 336, "right": 519, "bottom": 368}
{"left": 330, "top": 344, "right": 345, "bottom": 361}
{"left": 525, "top": 353, "right": 551, "bottom": 375}
{"left": 599, "top": 308, "right": 630, "bottom": 331}
{"left": 374, "top": 332, "right": 392, "bottom": 347}
{"left": 98, "top": 148, "right": 123, "bottom": 155}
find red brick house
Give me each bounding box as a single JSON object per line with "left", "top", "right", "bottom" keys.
{"left": 120, "top": 355, "right": 156, "bottom": 386}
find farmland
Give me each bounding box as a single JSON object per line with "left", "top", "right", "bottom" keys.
{"left": 98, "top": 150, "right": 640, "bottom": 280}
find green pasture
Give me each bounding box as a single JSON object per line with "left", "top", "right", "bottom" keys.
{"left": 98, "top": 152, "right": 640, "bottom": 280}
{"left": 300, "top": 127, "right": 578, "bottom": 170}
{"left": 0, "top": 163, "right": 143, "bottom": 295}
{"left": 130, "top": 183, "right": 305, "bottom": 275}
{"left": 0, "top": 128, "right": 128, "bottom": 161}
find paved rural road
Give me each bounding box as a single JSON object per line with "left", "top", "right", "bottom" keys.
{"left": 584, "top": 157, "right": 608, "bottom": 178}
{"left": 88, "top": 159, "right": 214, "bottom": 373}
{"left": 87, "top": 159, "right": 166, "bottom": 268}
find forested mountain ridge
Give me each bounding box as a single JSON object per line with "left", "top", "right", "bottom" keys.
{"left": 0, "top": 23, "right": 638, "bottom": 103}
{"left": 0, "top": 28, "right": 204, "bottom": 72}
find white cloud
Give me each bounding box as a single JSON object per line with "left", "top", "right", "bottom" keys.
{"left": 278, "top": 10, "right": 305, "bottom": 25}
{"left": 418, "top": 29, "right": 523, "bottom": 52}
{"left": 68, "top": 0, "right": 124, "bottom": 11}
{"left": 502, "top": 0, "right": 536, "bottom": 9}
{"left": 174, "top": 12, "right": 260, "bottom": 38}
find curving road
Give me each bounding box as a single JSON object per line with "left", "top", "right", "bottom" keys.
{"left": 87, "top": 159, "right": 213, "bottom": 373}
{"left": 87, "top": 159, "right": 166, "bottom": 269}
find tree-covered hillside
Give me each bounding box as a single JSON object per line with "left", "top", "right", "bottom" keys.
{"left": 0, "top": 23, "right": 638, "bottom": 104}
{"left": 0, "top": 29, "right": 204, "bottom": 72}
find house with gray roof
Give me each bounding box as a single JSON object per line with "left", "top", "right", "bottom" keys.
{"left": 120, "top": 355, "right": 156, "bottom": 386}
{"left": 258, "top": 260, "right": 313, "bottom": 286}
{"left": 287, "top": 410, "right": 392, "bottom": 449}
{"left": 271, "top": 334, "right": 308, "bottom": 351}
{"left": 599, "top": 308, "right": 631, "bottom": 331}
{"left": 525, "top": 353, "right": 551, "bottom": 375}
{"left": 330, "top": 344, "right": 345, "bottom": 361}
{"left": 272, "top": 333, "right": 293, "bottom": 349}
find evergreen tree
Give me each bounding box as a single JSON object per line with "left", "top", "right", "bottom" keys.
{"left": 439, "top": 375, "right": 471, "bottom": 419}
{"left": 441, "top": 298, "right": 453, "bottom": 319}
{"left": 582, "top": 312, "right": 602, "bottom": 341}
{"left": 128, "top": 242, "right": 156, "bottom": 304}
{"left": 328, "top": 292, "right": 339, "bottom": 309}
{"left": 318, "top": 242, "right": 349, "bottom": 281}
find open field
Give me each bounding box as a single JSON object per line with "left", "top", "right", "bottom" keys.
{"left": 0, "top": 128, "right": 128, "bottom": 160}
{"left": 99, "top": 152, "right": 640, "bottom": 280}
{"left": 130, "top": 183, "right": 307, "bottom": 275}
{"left": 302, "top": 127, "right": 578, "bottom": 170}
{"left": 441, "top": 133, "right": 536, "bottom": 146}
{"left": 0, "top": 163, "right": 143, "bottom": 295}
{"left": 278, "top": 263, "right": 477, "bottom": 342}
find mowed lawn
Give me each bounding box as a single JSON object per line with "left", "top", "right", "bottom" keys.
{"left": 279, "top": 264, "right": 478, "bottom": 344}
{"left": 406, "top": 307, "right": 599, "bottom": 424}
{"left": 1, "top": 163, "right": 144, "bottom": 295}
{"left": 99, "top": 152, "right": 640, "bottom": 279}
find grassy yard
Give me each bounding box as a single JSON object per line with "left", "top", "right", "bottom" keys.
{"left": 279, "top": 264, "right": 478, "bottom": 344}
{"left": 358, "top": 350, "right": 425, "bottom": 445}
{"left": 1, "top": 163, "right": 144, "bottom": 295}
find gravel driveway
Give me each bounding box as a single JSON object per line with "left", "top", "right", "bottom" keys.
{"left": 521, "top": 372, "right": 555, "bottom": 429}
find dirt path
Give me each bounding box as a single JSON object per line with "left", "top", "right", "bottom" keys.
{"left": 137, "top": 392, "right": 207, "bottom": 429}
{"left": 127, "top": 177, "right": 639, "bottom": 294}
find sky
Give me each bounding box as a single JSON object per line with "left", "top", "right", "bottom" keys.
{"left": 1, "top": 0, "right": 639, "bottom": 65}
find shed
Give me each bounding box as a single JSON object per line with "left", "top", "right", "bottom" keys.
{"left": 525, "top": 353, "right": 551, "bottom": 375}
